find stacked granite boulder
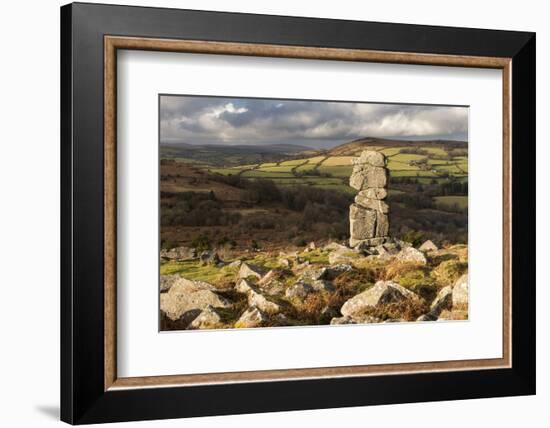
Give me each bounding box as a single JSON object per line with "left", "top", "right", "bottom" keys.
{"left": 348, "top": 150, "right": 390, "bottom": 248}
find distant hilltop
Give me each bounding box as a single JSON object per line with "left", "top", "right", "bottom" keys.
{"left": 327, "top": 137, "right": 467, "bottom": 156}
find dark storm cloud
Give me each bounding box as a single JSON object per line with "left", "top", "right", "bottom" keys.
{"left": 160, "top": 95, "right": 468, "bottom": 147}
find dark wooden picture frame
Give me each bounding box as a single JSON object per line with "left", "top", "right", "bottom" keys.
{"left": 61, "top": 2, "right": 535, "bottom": 424}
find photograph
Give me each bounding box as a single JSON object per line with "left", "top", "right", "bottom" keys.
{"left": 159, "top": 95, "right": 469, "bottom": 331}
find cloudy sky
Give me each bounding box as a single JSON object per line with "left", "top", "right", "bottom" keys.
{"left": 160, "top": 95, "right": 468, "bottom": 148}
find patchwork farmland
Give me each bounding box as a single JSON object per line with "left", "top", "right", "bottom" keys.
{"left": 206, "top": 139, "right": 468, "bottom": 199}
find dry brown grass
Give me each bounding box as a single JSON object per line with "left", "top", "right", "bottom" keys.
{"left": 359, "top": 299, "right": 430, "bottom": 322}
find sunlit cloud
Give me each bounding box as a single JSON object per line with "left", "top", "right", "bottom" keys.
{"left": 160, "top": 95, "right": 468, "bottom": 148}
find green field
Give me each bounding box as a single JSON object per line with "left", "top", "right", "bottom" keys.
{"left": 206, "top": 144, "right": 467, "bottom": 194}
{"left": 434, "top": 196, "right": 468, "bottom": 209}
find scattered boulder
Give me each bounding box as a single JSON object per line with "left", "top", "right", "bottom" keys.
{"left": 238, "top": 262, "right": 267, "bottom": 280}
{"left": 330, "top": 315, "right": 381, "bottom": 325}
{"left": 160, "top": 274, "right": 180, "bottom": 293}
{"left": 323, "top": 242, "right": 349, "bottom": 252}
{"left": 419, "top": 240, "right": 438, "bottom": 252}
{"left": 340, "top": 281, "right": 418, "bottom": 317}
{"left": 278, "top": 258, "right": 291, "bottom": 268}
{"left": 227, "top": 260, "right": 242, "bottom": 269}
{"left": 235, "top": 278, "right": 255, "bottom": 294}
{"left": 160, "top": 246, "right": 196, "bottom": 261}
{"left": 258, "top": 269, "right": 279, "bottom": 286}
{"left": 452, "top": 274, "right": 469, "bottom": 307}
{"left": 248, "top": 290, "right": 281, "bottom": 314}
{"left": 257, "top": 270, "right": 287, "bottom": 295}
{"left": 324, "top": 264, "right": 352, "bottom": 279}
{"left": 328, "top": 248, "right": 358, "bottom": 265}
{"left": 330, "top": 316, "right": 358, "bottom": 325}
{"left": 351, "top": 237, "right": 389, "bottom": 249}
{"left": 430, "top": 285, "right": 453, "bottom": 315}
{"left": 301, "top": 267, "right": 328, "bottom": 282}
{"left": 188, "top": 305, "right": 223, "bottom": 329}
{"left": 160, "top": 278, "right": 231, "bottom": 323}
{"left": 375, "top": 242, "right": 401, "bottom": 259}
{"left": 285, "top": 281, "right": 314, "bottom": 299}
{"left": 235, "top": 306, "right": 268, "bottom": 328}
{"left": 395, "top": 247, "right": 427, "bottom": 265}
{"left": 235, "top": 279, "right": 281, "bottom": 314}
{"left": 310, "top": 279, "right": 335, "bottom": 292}
{"left": 199, "top": 251, "right": 223, "bottom": 266}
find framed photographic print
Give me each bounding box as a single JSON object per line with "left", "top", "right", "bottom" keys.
{"left": 60, "top": 2, "right": 536, "bottom": 424}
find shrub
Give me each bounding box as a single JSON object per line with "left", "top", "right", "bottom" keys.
{"left": 191, "top": 235, "right": 211, "bottom": 252}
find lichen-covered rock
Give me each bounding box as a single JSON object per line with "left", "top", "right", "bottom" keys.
{"left": 160, "top": 274, "right": 180, "bottom": 293}
{"left": 160, "top": 246, "right": 196, "bottom": 261}
{"left": 160, "top": 278, "right": 231, "bottom": 322}
{"left": 419, "top": 240, "right": 438, "bottom": 252}
{"left": 310, "top": 279, "right": 335, "bottom": 292}
{"left": 248, "top": 290, "right": 281, "bottom": 314}
{"left": 235, "top": 306, "right": 268, "bottom": 328}
{"left": 188, "top": 305, "right": 223, "bottom": 329}
{"left": 356, "top": 187, "right": 387, "bottom": 200}
{"left": 351, "top": 150, "right": 386, "bottom": 167}
{"left": 430, "top": 285, "right": 453, "bottom": 315}
{"left": 375, "top": 211, "right": 390, "bottom": 237}
{"left": 328, "top": 248, "right": 359, "bottom": 265}
{"left": 452, "top": 274, "right": 469, "bottom": 307}
{"left": 300, "top": 267, "right": 328, "bottom": 282}
{"left": 349, "top": 165, "right": 388, "bottom": 190}
{"left": 350, "top": 237, "right": 388, "bottom": 249}
{"left": 354, "top": 194, "right": 389, "bottom": 213}
{"left": 278, "top": 258, "right": 291, "bottom": 268}
{"left": 395, "top": 247, "right": 427, "bottom": 265}
{"left": 330, "top": 315, "right": 381, "bottom": 325}
{"left": 349, "top": 204, "right": 377, "bottom": 240}
{"left": 227, "top": 260, "right": 242, "bottom": 268}
{"left": 323, "top": 242, "right": 349, "bottom": 252}
{"left": 238, "top": 262, "right": 267, "bottom": 280}
{"left": 324, "top": 264, "right": 352, "bottom": 279}
{"left": 340, "top": 281, "right": 418, "bottom": 316}
{"left": 235, "top": 278, "right": 255, "bottom": 294}
{"left": 199, "top": 251, "right": 223, "bottom": 266}
{"left": 285, "top": 281, "right": 314, "bottom": 299}
{"left": 236, "top": 279, "right": 281, "bottom": 314}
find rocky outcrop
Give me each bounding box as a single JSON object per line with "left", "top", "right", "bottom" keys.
{"left": 160, "top": 277, "right": 232, "bottom": 323}
{"left": 417, "top": 275, "right": 469, "bottom": 322}
{"left": 394, "top": 247, "right": 427, "bottom": 265}
{"left": 328, "top": 247, "right": 359, "bottom": 265}
{"left": 348, "top": 151, "right": 390, "bottom": 249}
{"left": 188, "top": 305, "right": 223, "bottom": 330}
{"left": 235, "top": 306, "right": 268, "bottom": 328}
{"left": 235, "top": 279, "right": 281, "bottom": 314}
{"left": 160, "top": 246, "right": 196, "bottom": 261}
{"left": 238, "top": 262, "right": 267, "bottom": 280}
{"left": 330, "top": 315, "right": 381, "bottom": 325}
{"left": 452, "top": 274, "right": 469, "bottom": 307}
{"left": 340, "top": 280, "right": 418, "bottom": 317}
{"left": 285, "top": 281, "right": 314, "bottom": 299}
{"left": 199, "top": 250, "right": 223, "bottom": 266}
{"left": 160, "top": 274, "right": 180, "bottom": 293}
{"left": 419, "top": 240, "right": 438, "bottom": 252}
